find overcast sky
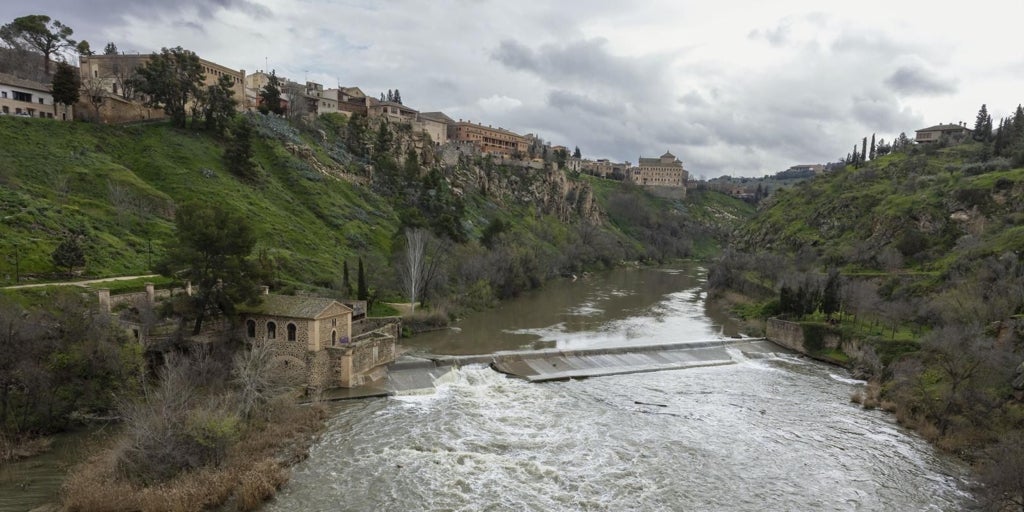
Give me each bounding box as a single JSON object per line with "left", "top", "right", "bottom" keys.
{"left": 20, "top": 0, "right": 1024, "bottom": 177}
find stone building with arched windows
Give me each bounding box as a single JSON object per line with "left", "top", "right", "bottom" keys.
{"left": 240, "top": 291, "right": 397, "bottom": 389}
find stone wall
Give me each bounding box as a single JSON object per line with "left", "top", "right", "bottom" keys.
{"left": 767, "top": 318, "right": 842, "bottom": 352}
{"left": 353, "top": 317, "right": 402, "bottom": 338}
{"left": 327, "top": 334, "right": 397, "bottom": 388}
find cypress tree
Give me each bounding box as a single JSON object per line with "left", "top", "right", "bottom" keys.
{"left": 357, "top": 257, "right": 368, "bottom": 301}
{"left": 869, "top": 133, "right": 876, "bottom": 160}
{"left": 342, "top": 260, "right": 352, "bottom": 298}
{"left": 861, "top": 137, "right": 868, "bottom": 164}
{"left": 974, "top": 104, "right": 992, "bottom": 141}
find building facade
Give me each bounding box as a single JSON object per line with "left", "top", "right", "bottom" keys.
{"left": 449, "top": 120, "right": 528, "bottom": 156}
{"left": 915, "top": 123, "right": 972, "bottom": 144}
{"left": 628, "top": 151, "right": 688, "bottom": 191}
{"left": 417, "top": 111, "right": 453, "bottom": 145}
{"left": 78, "top": 53, "right": 245, "bottom": 122}
{"left": 0, "top": 72, "right": 72, "bottom": 120}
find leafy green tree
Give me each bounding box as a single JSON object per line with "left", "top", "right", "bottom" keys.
{"left": 821, "top": 268, "right": 841, "bottom": 320}
{"left": 159, "top": 202, "right": 263, "bottom": 334}
{"left": 345, "top": 112, "right": 369, "bottom": 156}
{"left": 0, "top": 15, "right": 76, "bottom": 74}
{"left": 223, "top": 117, "right": 256, "bottom": 180}
{"left": 257, "top": 70, "right": 284, "bottom": 115}
{"left": 50, "top": 61, "right": 80, "bottom": 107}
{"left": 357, "top": 257, "right": 368, "bottom": 301}
{"left": 103, "top": 42, "right": 117, "bottom": 55}
{"left": 75, "top": 40, "right": 92, "bottom": 56}
{"left": 134, "top": 46, "right": 204, "bottom": 128}
{"left": 202, "top": 74, "right": 237, "bottom": 135}
{"left": 51, "top": 234, "right": 85, "bottom": 275}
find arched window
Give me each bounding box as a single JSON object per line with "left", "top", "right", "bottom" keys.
{"left": 246, "top": 319, "right": 256, "bottom": 338}
{"left": 331, "top": 330, "right": 337, "bottom": 346}
{"left": 267, "top": 321, "right": 277, "bottom": 340}
{"left": 287, "top": 323, "right": 297, "bottom": 342}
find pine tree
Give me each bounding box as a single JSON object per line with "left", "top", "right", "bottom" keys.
{"left": 393, "top": 89, "right": 402, "bottom": 104}
{"left": 852, "top": 145, "right": 859, "bottom": 166}
{"left": 869, "top": 133, "right": 876, "bottom": 160}
{"left": 386, "top": 89, "right": 394, "bottom": 102}
{"left": 51, "top": 61, "right": 80, "bottom": 107}
{"left": 257, "top": 70, "right": 283, "bottom": 115}
{"left": 974, "top": 104, "right": 993, "bottom": 141}
{"left": 51, "top": 235, "right": 85, "bottom": 275}
{"left": 861, "top": 137, "right": 868, "bottom": 164}
{"left": 224, "top": 118, "right": 256, "bottom": 180}
{"left": 357, "top": 257, "right": 368, "bottom": 301}
{"left": 573, "top": 146, "right": 582, "bottom": 159}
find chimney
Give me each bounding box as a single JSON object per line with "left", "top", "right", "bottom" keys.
{"left": 260, "top": 285, "right": 270, "bottom": 295}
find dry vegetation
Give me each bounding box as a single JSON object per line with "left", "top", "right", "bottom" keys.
{"left": 58, "top": 343, "right": 328, "bottom": 512}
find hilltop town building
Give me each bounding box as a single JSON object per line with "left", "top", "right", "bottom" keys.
{"left": 450, "top": 120, "right": 528, "bottom": 156}
{"left": 915, "top": 123, "right": 972, "bottom": 144}
{"left": 418, "top": 111, "right": 454, "bottom": 145}
{"left": 628, "top": 151, "right": 688, "bottom": 192}
{"left": 0, "top": 72, "right": 72, "bottom": 120}
{"left": 581, "top": 158, "right": 631, "bottom": 180}
{"left": 78, "top": 53, "right": 245, "bottom": 123}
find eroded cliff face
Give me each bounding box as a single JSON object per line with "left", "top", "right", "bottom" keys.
{"left": 431, "top": 144, "right": 602, "bottom": 224}
{"left": 285, "top": 118, "right": 602, "bottom": 225}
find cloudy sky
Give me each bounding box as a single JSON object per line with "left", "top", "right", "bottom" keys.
{"left": 20, "top": 0, "right": 1024, "bottom": 177}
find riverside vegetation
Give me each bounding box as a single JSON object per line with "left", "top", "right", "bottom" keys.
{"left": 0, "top": 106, "right": 751, "bottom": 509}
{"left": 708, "top": 107, "right": 1024, "bottom": 510}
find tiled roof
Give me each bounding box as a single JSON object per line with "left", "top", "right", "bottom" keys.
{"left": 241, "top": 294, "right": 351, "bottom": 319}
{"left": 0, "top": 72, "right": 50, "bottom": 92}
{"left": 916, "top": 124, "right": 971, "bottom": 132}
{"left": 419, "top": 111, "right": 454, "bottom": 124}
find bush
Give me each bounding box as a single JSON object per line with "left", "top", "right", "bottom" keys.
{"left": 960, "top": 157, "right": 1012, "bottom": 176}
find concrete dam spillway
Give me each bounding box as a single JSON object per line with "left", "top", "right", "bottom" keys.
{"left": 385, "top": 338, "right": 784, "bottom": 393}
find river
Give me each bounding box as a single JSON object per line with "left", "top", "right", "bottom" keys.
{"left": 265, "top": 265, "right": 974, "bottom": 511}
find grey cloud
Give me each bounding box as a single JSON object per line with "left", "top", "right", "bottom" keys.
{"left": 748, "top": 23, "right": 790, "bottom": 46}
{"left": 884, "top": 65, "right": 957, "bottom": 96}
{"left": 547, "top": 90, "right": 624, "bottom": 118}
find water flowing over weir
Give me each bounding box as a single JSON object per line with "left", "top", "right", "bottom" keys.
{"left": 265, "top": 266, "right": 974, "bottom": 511}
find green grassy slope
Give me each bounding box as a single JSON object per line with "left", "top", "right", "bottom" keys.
{"left": 0, "top": 117, "right": 398, "bottom": 287}
{"left": 739, "top": 143, "right": 1024, "bottom": 275}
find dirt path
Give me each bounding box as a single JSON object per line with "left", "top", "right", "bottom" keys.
{"left": 1, "top": 274, "right": 161, "bottom": 290}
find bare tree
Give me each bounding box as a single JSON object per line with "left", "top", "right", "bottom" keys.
{"left": 977, "top": 431, "right": 1024, "bottom": 511}
{"left": 396, "top": 228, "right": 449, "bottom": 314}
{"left": 401, "top": 228, "right": 426, "bottom": 314}
{"left": 80, "top": 75, "right": 107, "bottom": 122}
{"left": 232, "top": 337, "right": 287, "bottom": 420}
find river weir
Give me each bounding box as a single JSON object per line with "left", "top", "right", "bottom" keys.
{"left": 265, "top": 266, "right": 973, "bottom": 511}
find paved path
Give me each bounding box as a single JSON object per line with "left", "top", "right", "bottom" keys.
{"left": 1, "top": 274, "right": 160, "bottom": 290}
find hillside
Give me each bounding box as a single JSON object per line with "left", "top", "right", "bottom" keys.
{"left": 739, "top": 143, "right": 1024, "bottom": 271}
{"left": 0, "top": 115, "right": 753, "bottom": 298}
{"left": 709, "top": 140, "right": 1024, "bottom": 504}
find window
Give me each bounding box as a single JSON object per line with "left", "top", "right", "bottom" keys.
{"left": 287, "top": 323, "right": 297, "bottom": 341}
{"left": 267, "top": 321, "right": 277, "bottom": 339}
{"left": 38, "top": 97, "right": 44, "bottom": 104}
{"left": 1, "top": 92, "right": 6, "bottom": 98}
{"left": 1, "top": 106, "right": 7, "bottom": 114}
{"left": 112, "top": 83, "right": 117, "bottom": 95}
{"left": 331, "top": 330, "right": 337, "bottom": 346}
{"left": 246, "top": 319, "right": 256, "bottom": 338}
{"left": 12, "top": 91, "right": 31, "bottom": 102}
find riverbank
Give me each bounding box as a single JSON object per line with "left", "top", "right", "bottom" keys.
{"left": 58, "top": 402, "right": 327, "bottom": 512}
